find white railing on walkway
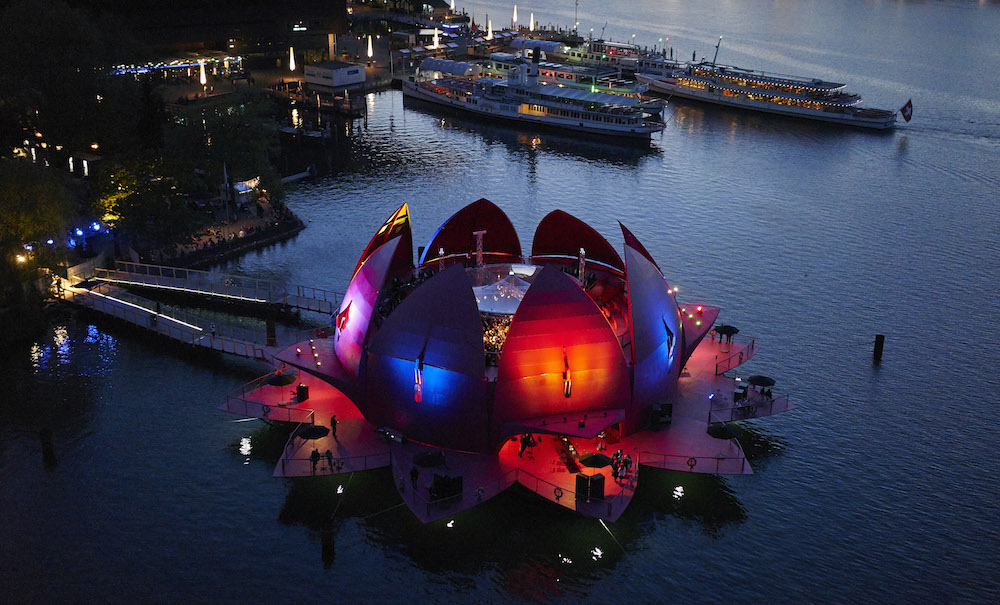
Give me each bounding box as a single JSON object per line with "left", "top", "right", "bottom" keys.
{"left": 96, "top": 261, "right": 344, "bottom": 313}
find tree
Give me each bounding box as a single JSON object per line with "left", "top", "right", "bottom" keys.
{"left": 91, "top": 158, "right": 199, "bottom": 253}
{"left": 163, "top": 89, "right": 283, "bottom": 199}
{"left": 0, "top": 159, "right": 74, "bottom": 282}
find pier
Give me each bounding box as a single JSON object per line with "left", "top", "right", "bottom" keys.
{"left": 54, "top": 260, "right": 343, "bottom": 360}
{"left": 94, "top": 260, "right": 342, "bottom": 314}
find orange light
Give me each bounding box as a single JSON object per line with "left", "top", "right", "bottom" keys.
{"left": 296, "top": 347, "right": 301, "bottom": 355}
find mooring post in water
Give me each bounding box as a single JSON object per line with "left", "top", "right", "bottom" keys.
{"left": 873, "top": 334, "right": 885, "bottom": 363}
{"left": 39, "top": 428, "right": 58, "bottom": 468}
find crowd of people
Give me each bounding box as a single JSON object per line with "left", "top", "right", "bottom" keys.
{"left": 482, "top": 313, "right": 512, "bottom": 354}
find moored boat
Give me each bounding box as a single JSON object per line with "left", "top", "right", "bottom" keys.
{"left": 635, "top": 37, "right": 902, "bottom": 130}
{"left": 636, "top": 65, "right": 898, "bottom": 129}
{"left": 482, "top": 52, "right": 665, "bottom": 115}
{"left": 403, "top": 56, "right": 662, "bottom": 141}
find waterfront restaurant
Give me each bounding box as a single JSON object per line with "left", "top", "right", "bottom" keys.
{"left": 223, "top": 200, "right": 794, "bottom": 523}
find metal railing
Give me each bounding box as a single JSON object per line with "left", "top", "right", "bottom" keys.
{"left": 101, "top": 261, "right": 282, "bottom": 303}
{"left": 71, "top": 287, "right": 265, "bottom": 360}
{"left": 223, "top": 367, "right": 315, "bottom": 422}
{"left": 395, "top": 465, "right": 521, "bottom": 520}
{"left": 225, "top": 396, "right": 314, "bottom": 423}
{"left": 89, "top": 282, "right": 207, "bottom": 328}
{"left": 100, "top": 261, "right": 345, "bottom": 313}
{"left": 279, "top": 449, "right": 390, "bottom": 476}
{"left": 709, "top": 391, "right": 790, "bottom": 423}
{"left": 714, "top": 334, "right": 757, "bottom": 375}
{"left": 638, "top": 449, "right": 749, "bottom": 474}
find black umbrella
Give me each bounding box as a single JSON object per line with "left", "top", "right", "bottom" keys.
{"left": 266, "top": 372, "right": 298, "bottom": 386}
{"left": 577, "top": 452, "right": 613, "bottom": 468}
{"left": 295, "top": 424, "right": 330, "bottom": 440}
{"left": 747, "top": 375, "right": 775, "bottom": 387}
{"left": 714, "top": 324, "right": 739, "bottom": 336}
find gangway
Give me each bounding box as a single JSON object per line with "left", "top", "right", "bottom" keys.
{"left": 93, "top": 261, "right": 343, "bottom": 314}
{"left": 57, "top": 278, "right": 268, "bottom": 360}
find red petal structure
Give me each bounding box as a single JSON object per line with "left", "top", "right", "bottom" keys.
{"left": 532, "top": 210, "right": 624, "bottom": 273}
{"left": 334, "top": 237, "right": 401, "bottom": 379}
{"left": 494, "top": 264, "right": 629, "bottom": 436}
{"left": 418, "top": 198, "right": 521, "bottom": 267}
{"left": 365, "top": 264, "right": 490, "bottom": 452}
{"left": 352, "top": 203, "right": 413, "bottom": 279}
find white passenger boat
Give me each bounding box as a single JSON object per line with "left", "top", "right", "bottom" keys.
{"left": 402, "top": 56, "right": 662, "bottom": 141}
{"left": 636, "top": 65, "right": 898, "bottom": 129}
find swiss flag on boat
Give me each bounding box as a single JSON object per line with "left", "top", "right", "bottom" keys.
{"left": 900, "top": 99, "right": 913, "bottom": 122}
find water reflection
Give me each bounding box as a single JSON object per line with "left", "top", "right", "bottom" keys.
{"left": 0, "top": 322, "right": 104, "bottom": 464}
{"left": 668, "top": 98, "right": 888, "bottom": 142}
{"left": 267, "top": 425, "right": 787, "bottom": 591}
{"left": 402, "top": 98, "right": 663, "bottom": 168}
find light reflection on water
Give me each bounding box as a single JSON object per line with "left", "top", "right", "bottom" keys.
{"left": 2, "top": 0, "right": 1000, "bottom": 601}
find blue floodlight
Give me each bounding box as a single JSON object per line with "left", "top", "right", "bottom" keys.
{"left": 47, "top": 239, "right": 55, "bottom": 245}
{"left": 25, "top": 244, "right": 33, "bottom": 251}
{"left": 75, "top": 228, "right": 84, "bottom": 236}
{"left": 91, "top": 222, "right": 101, "bottom": 231}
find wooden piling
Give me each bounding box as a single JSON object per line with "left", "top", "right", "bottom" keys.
{"left": 873, "top": 334, "right": 885, "bottom": 363}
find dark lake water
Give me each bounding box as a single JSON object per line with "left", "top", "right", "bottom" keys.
{"left": 3, "top": 1, "right": 1000, "bottom": 602}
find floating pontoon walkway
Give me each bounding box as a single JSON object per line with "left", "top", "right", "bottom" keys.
{"left": 94, "top": 261, "right": 343, "bottom": 314}
{"left": 57, "top": 277, "right": 268, "bottom": 359}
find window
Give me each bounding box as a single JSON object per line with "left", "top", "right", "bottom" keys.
{"left": 347, "top": 69, "right": 359, "bottom": 75}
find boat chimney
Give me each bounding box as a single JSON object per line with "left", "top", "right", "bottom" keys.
{"left": 527, "top": 46, "right": 540, "bottom": 83}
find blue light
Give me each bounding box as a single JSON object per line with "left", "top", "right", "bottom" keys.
{"left": 46, "top": 239, "right": 55, "bottom": 245}
{"left": 75, "top": 228, "right": 84, "bottom": 236}
{"left": 91, "top": 222, "right": 101, "bottom": 231}
{"left": 25, "top": 244, "right": 33, "bottom": 251}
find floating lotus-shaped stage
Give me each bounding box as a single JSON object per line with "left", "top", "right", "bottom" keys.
{"left": 223, "top": 199, "right": 794, "bottom": 523}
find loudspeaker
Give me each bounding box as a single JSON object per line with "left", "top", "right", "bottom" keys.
{"left": 575, "top": 473, "right": 590, "bottom": 502}
{"left": 589, "top": 472, "right": 605, "bottom": 501}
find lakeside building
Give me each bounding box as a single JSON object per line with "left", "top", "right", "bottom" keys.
{"left": 223, "top": 200, "right": 794, "bottom": 523}
{"left": 304, "top": 60, "right": 366, "bottom": 90}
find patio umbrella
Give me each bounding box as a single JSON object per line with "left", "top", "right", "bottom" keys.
{"left": 747, "top": 375, "right": 775, "bottom": 387}
{"left": 266, "top": 372, "right": 298, "bottom": 386}
{"left": 295, "top": 424, "right": 330, "bottom": 440}
{"left": 714, "top": 324, "right": 739, "bottom": 337}
{"left": 577, "top": 452, "right": 613, "bottom": 468}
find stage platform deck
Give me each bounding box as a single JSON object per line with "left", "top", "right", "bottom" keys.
{"left": 219, "top": 325, "right": 794, "bottom": 522}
